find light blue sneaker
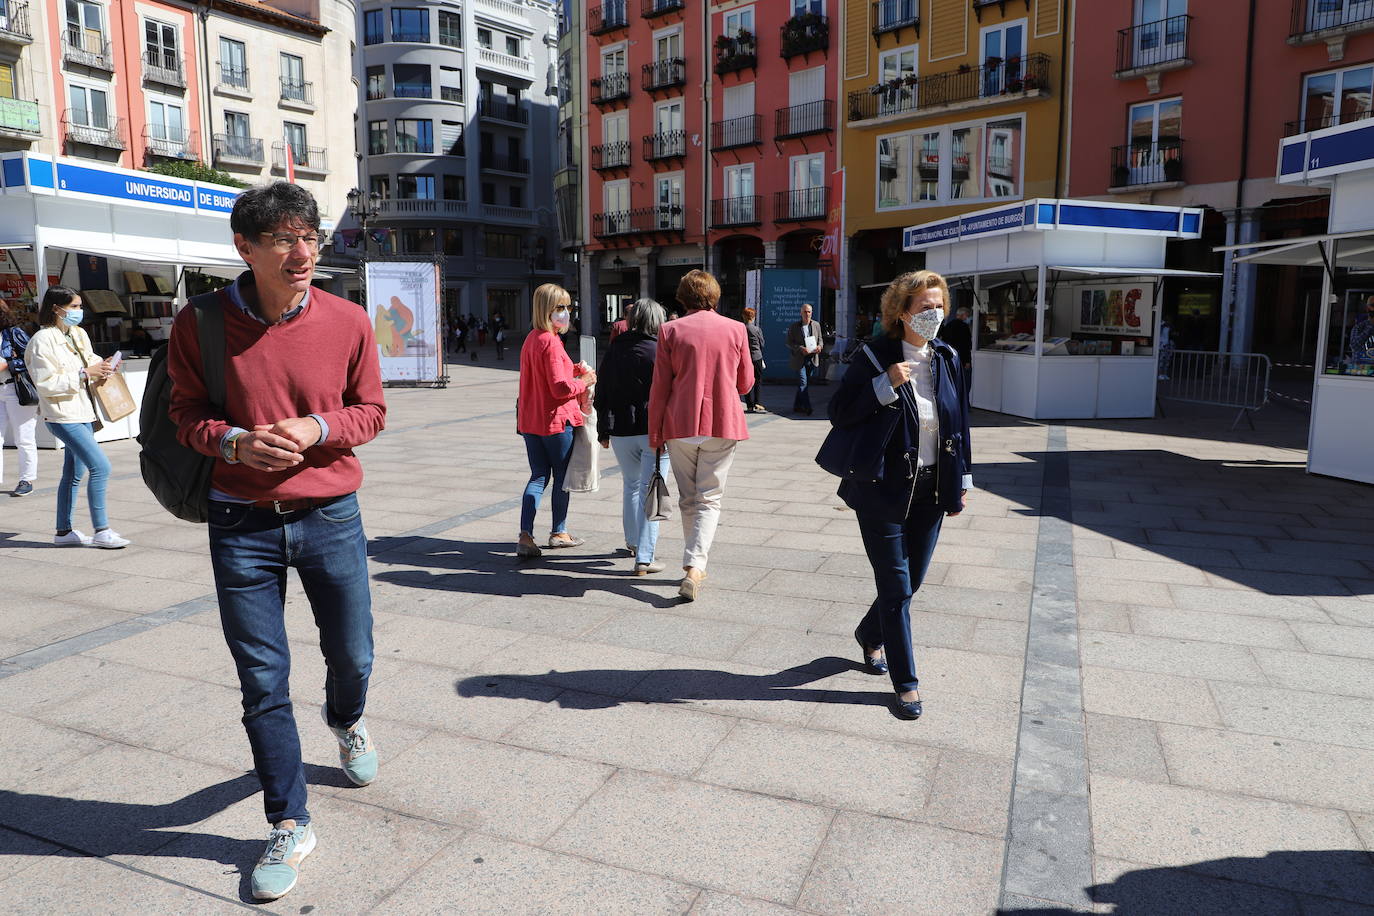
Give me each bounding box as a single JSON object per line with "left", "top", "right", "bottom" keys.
{"left": 251, "top": 820, "right": 316, "bottom": 901}
{"left": 322, "top": 704, "right": 377, "bottom": 786}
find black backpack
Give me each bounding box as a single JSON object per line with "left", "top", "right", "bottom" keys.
{"left": 137, "top": 293, "right": 226, "bottom": 523}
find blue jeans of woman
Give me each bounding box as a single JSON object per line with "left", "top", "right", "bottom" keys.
{"left": 610, "top": 434, "right": 668, "bottom": 564}
{"left": 207, "top": 493, "right": 373, "bottom": 826}
{"left": 45, "top": 420, "right": 110, "bottom": 531}
{"left": 520, "top": 422, "right": 574, "bottom": 536}
{"left": 854, "top": 500, "right": 945, "bottom": 693}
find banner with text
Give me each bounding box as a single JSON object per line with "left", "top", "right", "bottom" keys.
{"left": 759, "top": 269, "right": 822, "bottom": 381}
{"left": 366, "top": 261, "right": 443, "bottom": 382}
{"left": 1072, "top": 282, "right": 1155, "bottom": 337}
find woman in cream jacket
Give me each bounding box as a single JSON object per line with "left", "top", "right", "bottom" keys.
{"left": 25, "top": 287, "right": 130, "bottom": 548}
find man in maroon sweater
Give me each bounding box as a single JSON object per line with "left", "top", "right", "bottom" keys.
{"left": 168, "top": 182, "right": 386, "bottom": 902}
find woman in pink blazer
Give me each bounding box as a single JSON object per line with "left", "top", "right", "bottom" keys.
{"left": 648, "top": 270, "right": 754, "bottom": 600}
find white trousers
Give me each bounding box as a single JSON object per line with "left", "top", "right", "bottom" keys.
{"left": 666, "top": 437, "right": 738, "bottom": 573}
{"left": 0, "top": 383, "right": 39, "bottom": 486}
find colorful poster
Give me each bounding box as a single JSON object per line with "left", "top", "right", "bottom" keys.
{"left": 366, "top": 261, "right": 442, "bottom": 383}
{"left": 1073, "top": 282, "right": 1155, "bottom": 337}
{"left": 759, "top": 268, "right": 821, "bottom": 381}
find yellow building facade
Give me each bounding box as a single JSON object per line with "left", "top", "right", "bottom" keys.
{"left": 840, "top": 0, "right": 1068, "bottom": 312}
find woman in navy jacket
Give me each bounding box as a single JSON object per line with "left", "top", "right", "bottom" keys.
{"left": 825, "top": 270, "right": 972, "bottom": 720}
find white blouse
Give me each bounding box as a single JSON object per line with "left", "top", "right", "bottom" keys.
{"left": 901, "top": 340, "right": 938, "bottom": 469}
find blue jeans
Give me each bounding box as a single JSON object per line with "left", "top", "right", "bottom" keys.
{"left": 520, "top": 423, "right": 574, "bottom": 536}
{"left": 854, "top": 501, "right": 945, "bottom": 693}
{"left": 207, "top": 493, "right": 373, "bottom": 826}
{"left": 45, "top": 421, "right": 110, "bottom": 531}
{"left": 610, "top": 434, "right": 668, "bottom": 564}
{"left": 794, "top": 363, "right": 816, "bottom": 412}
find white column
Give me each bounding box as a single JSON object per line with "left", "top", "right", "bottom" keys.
{"left": 762, "top": 240, "right": 780, "bottom": 264}
{"left": 32, "top": 225, "right": 48, "bottom": 304}
{"left": 1033, "top": 262, "right": 1047, "bottom": 358}
{"left": 835, "top": 234, "right": 852, "bottom": 338}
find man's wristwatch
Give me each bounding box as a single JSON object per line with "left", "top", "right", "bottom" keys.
{"left": 223, "top": 432, "right": 244, "bottom": 463}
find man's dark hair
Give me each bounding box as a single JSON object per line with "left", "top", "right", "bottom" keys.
{"left": 230, "top": 181, "right": 321, "bottom": 238}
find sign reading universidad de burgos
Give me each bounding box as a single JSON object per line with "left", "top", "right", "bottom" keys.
{"left": 1072, "top": 282, "right": 1155, "bottom": 337}
{"left": 366, "top": 261, "right": 443, "bottom": 383}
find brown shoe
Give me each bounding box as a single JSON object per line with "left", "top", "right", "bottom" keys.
{"left": 516, "top": 533, "right": 541, "bottom": 559}
{"left": 547, "top": 533, "right": 585, "bottom": 549}
{"left": 678, "top": 567, "right": 706, "bottom": 601}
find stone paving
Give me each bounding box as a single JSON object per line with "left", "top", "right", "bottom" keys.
{"left": 0, "top": 357, "right": 1372, "bottom": 914}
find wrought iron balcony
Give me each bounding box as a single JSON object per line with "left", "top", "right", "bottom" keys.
{"left": 643, "top": 130, "right": 686, "bottom": 162}
{"left": 64, "top": 111, "right": 124, "bottom": 149}
{"left": 710, "top": 196, "right": 762, "bottom": 228}
{"left": 0, "top": 1, "right": 32, "bottom": 42}
{"left": 1284, "top": 109, "right": 1373, "bottom": 136}
{"left": 593, "top": 206, "right": 684, "bottom": 238}
{"left": 714, "top": 33, "right": 756, "bottom": 76}
{"left": 775, "top": 99, "right": 833, "bottom": 139}
{"left": 479, "top": 97, "right": 528, "bottom": 123}
{"left": 280, "top": 79, "right": 314, "bottom": 105}
{"left": 1291, "top": 0, "right": 1374, "bottom": 38}
{"left": 62, "top": 29, "right": 112, "bottom": 69}
{"left": 143, "top": 50, "right": 185, "bottom": 87}
{"left": 710, "top": 114, "right": 760, "bottom": 150}
{"left": 273, "top": 141, "right": 328, "bottom": 173}
{"left": 591, "top": 140, "right": 631, "bottom": 170}
{"left": 1110, "top": 139, "right": 1185, "bottom": 188}
{"left": 642, "top": 0, "right": 683, "bottom": 18}
{"left": 642, "top": 58, "right": 685, "bottom": 92}
{"left": 847, "top": 52, "right": 1050, "bottom": 122}
{"left": 589, "top": 1, "right": 629, "bottom": 35}
{"left": 218, "top": 62, "right": 250, "bottom": 91}
{"left": 214, "top": 132, "right": 265, "bottom": 165}
{"left": 1115, "top": 15, "right": 1191, "bottom": 75}
{"left": 780, "top": 13, "right": 828, "bottom": 58}
{"left": 774, "top": 187, "right": 828, "bottom": 223}
{"left": 482, "top": 153, "right": 530, "bottom": 174}
{"left": 144, "top": 126, "right": 197, "bottom": 160}
{"left": 872, "top": 0, "right": 919, "bottom": 39}
{"left": 590, "top": 72, "right": 631, "bottom": 106}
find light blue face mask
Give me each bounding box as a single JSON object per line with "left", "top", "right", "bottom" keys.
{"left": 61, "top": 308, "right": 84, "bottom": 326}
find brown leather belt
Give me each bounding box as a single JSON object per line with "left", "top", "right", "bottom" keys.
{"left": 249, "top": 494, "right": 347, "bottom": 515}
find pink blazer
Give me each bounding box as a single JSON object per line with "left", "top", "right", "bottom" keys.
{"left": 648, "top": 309, "right": 754, "bottom": 449}
{"left": 518, "top": 330, "right": 586, "bottom": 435}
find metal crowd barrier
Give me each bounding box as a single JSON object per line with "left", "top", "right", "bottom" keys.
{"left": 1156, "top": 349, "right": 1272, "bottom": 429}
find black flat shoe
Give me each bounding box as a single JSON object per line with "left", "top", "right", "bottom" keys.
{"left": 893, "top": 696, "right": 923, "bottom": 720}
{"left": 854, "top": 627, "right": 888, "bottom": 675}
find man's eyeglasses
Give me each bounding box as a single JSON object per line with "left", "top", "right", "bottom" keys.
{"left": 259, "top": 233, "right": 322, "bottom": 253}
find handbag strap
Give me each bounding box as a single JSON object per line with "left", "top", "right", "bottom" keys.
{"left": 861, "top": 343, "right": 884, "bottom": 374}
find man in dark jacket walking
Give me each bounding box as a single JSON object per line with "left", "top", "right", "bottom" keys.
{"left": 786, "top": 303, "right": 824, "bottom": 415}
{"left": 938, "top": 306, "right": 973, "bottom": 394}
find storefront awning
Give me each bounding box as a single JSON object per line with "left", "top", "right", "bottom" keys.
{"left": 1224, "top": 230, "right": 1374, "bottom": 269}
{"left": 943, "top": 265, "right": 1221, "bottom": 284}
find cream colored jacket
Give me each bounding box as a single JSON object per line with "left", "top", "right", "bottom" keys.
{"left": 25, "top": 325, "right": 101, "bottom": 423}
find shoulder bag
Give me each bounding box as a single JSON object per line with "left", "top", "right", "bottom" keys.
{"left": 644, "top": 447, "right": 671, "bottom": 521}
{"left": 814, "top": 344, "right": 904, "bottom": 481}
{"left": 1, "top": 328, "right": 37, "bottom": 406}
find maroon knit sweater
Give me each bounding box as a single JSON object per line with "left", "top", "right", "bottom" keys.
{"left": 168, "top": 286, "right": 386, "bottom": 501}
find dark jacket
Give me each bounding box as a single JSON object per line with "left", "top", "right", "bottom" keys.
{"left": 786, "top": 319, "right": 824, "bottom": 370}
{"left": 0, "top": 325, "right": 31, "bottom": 367}
{"left": 826, "top": 334, "right": 971, "bottom": 518}
{"left": 937, "top": 317, "right": 972, "bottom": 371}
{"left": 594, "top": 330, "right": 657, "bottom": 441}
{"left": 745, "top": 321, "right": 764, "bottom": 362}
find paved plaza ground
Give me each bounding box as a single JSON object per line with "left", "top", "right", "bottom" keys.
{"left": 1, "top": 355, "right": 1373, "bottom": 914}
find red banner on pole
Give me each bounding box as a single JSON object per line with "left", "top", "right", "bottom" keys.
{"left": 285, "top": 143, "right": 296, "bottom": 184}
{"left": 820, "top": 168, "right": 844, "bottom": 289}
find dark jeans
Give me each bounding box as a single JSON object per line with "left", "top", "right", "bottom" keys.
{"left": 207, "top": 493, "right": 373, "bottom": 826}
{"left": 854, "top": 493, "right": 945, "bottom": 693}
{"left": 520, "top": 422, "right": 574, "bottom": 535}
{"left": 46, "top": 420, "right": 110, "bottom": 531}
{"left": 793, "top": 363, "right": 816, "bottom": 412}
{"left": 746, "top": 360, "right": 764, "bottom": 410}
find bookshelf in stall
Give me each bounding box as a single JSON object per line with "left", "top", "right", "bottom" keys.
{"left": 80, "top": 270, "right": 177, "bottom": 356}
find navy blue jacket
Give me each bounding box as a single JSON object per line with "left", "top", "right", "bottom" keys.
{"left": 594, "top": 330, "right": 657, "bottom": 441}
{"left": 826, "top": 334, "right": 972, "bottom": 519}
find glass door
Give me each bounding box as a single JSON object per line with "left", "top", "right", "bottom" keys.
{"left": 877, "top": 46, "right": 916, "bottom": 115}
{"left": 789, "top": 154, "right": 824, "bottom": 219}
{"left": 1128, "top": 98, "right": 1182, "bottom": 184}
{"left": 656, "top": 174, "right": 683, "bottom": 229}
{"left": 724, "top": 164, "right": 754, "bottom": 223}
{"left": 981, "top": 20, "right": 1024, "bottom": 96}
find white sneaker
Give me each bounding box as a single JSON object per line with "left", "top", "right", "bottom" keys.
{"left": 54, "top": 530, "right": 92, "bottom": 547}
{"left": 90, "top": 529, "right": 131, "bottom": 549}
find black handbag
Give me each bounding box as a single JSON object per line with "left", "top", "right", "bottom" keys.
{"left": 815, "top": 345, "right": 903, "bottom": 481}
{"left": 1, "top": 328, "right": 37, "bottom": 406}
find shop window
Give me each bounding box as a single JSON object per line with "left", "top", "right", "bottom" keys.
{"left": 394, "top": 118, "right": 432, "bottom": 153}
{"left": 1326, "top": 252, "right": 1374, "bottom": 376}
{"left": 486, "top": 231, "right": 523, "bottom": 259}
{"left": 443, "top": 229, "right": 463, "bottom": 255}
{"left": 438, "top": 10, "right": 462, "bottom": 47}
{"left": 366, "top": 66, "right": 386, "bottom": 100}
{"left": 488, "top": 287, "right": 520, "bottom": 320}
{"left": 396, "top": 174, "right": 435, "bottom": 199}
{"left": 1301, "top": 64, "right": 1374, "bottom": 133}
{"left": 363, "top": 9, "right": 384, "bottom": 44}
{"left": 443, "top": 174, "right": 465, "bottom": 200}
{"left": 393, "top": 64, "right": 431, "bottom": 99}
{"left": 368, "top": 119, "right": 388, "bottom": 155}
{"left": 391, "top": 8, "right": 428, "bottom": 42}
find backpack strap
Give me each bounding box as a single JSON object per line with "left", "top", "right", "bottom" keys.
{"left": 191, "top": 293, "right": 226, "bottom": 411}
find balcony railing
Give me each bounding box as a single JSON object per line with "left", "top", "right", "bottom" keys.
{"left": 64, "top": 111, "right": 124, "bottom": 149}
{"left": 218, "top": 62, "right": 249, "bottom": 91}
{"left": 214, "top": 132, "right": 265, "bottom": 164}
{"left": 593, "top": 206, "right": 685, "bottom": 238}
{"left": 1291, "top": 0, "right": 1374, "bottom": 37}
{"left": 591, "top": 140, "right": 631, "bottom": 170}
{"left": 710, "top": 196, "right": 762, "bottom": 228}
{"left": 476, "top": 47, "right": 532, "bottom": 75}
{"left": 1110, "top": 139, "right": 1185, "bottom": 188}
{"left": 144, "top": 50, "right": 185, "bottom": 87}
{"left": 642, "top": 58, "right": 685, "bottom": 91}
{"left": 0, "top": 97, "right": 40, "bottom": 134}
{"left": 590, "top": 72, "right": 631, "bottom": 106}
{"left": 377, "top": 198, "right": 470, "bottom": 217}
{"left": 482, "top": 153, "right": 530, "bottom": 174}
{"left": 273, "top": 141, "right": 327, "bottom": 173}
{"left": 479, "top": 97, "right": 528, "bottom": 123}
{"left": 144, "top": 126, "right": 197, "bottom": 159}
{"left": 62, "top": 29, "right": 111, "bottom": 69}
{"left": 1115, "top": 15, "right": 1191, "bottom": 74}
{"left": 781, "top": 13, "right": 828, "bottom": 58}
{"left": 481, "top": 204, "right": 535, "bottom": 223}
{"left": 774, "top": 187, "right": 828, "bottom": 223}
{"left": 589, "top": 1, "right": 629, "bottom": 34}
{"left": 710, "top": 114, "right": 761, "bottom": 150}
{"left": 1285, "top": 108, "right": 1374, "bottom": 136}
{"left": 392, "top": 28, "right": 430, "bottom": 42}
{"left": 643, "top": 130, "right": 685, "bottom": 161}
{"left": 642, "top": 0, "right": 684, "bottom": 17}
{"left": 847, "top": 52, "right": 1050, "bottom": 122}
{"left": 872, "top": 0, "right": 919, "bottom": 39}
{"left": 0, "top": 1, "right": 32, "bottom": 42}
{"left": 714, "top": 34, "right": 757, "bottom": 75}
{"left": 441, "top": 86, "right": 463, "bottom": 102}
{"left": 280, "top": 79, "right": 314, "bottom": 104}
{"left": 775, "top": 99, "right": 833, "bottom": 139}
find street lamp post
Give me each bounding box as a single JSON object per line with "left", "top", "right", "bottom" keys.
{"left": 346, "top": 187, "right": 382, "bottom": 307}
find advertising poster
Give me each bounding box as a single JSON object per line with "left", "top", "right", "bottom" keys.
{"left": 366, "top": 261, "right": 442, "bottom": 383}
{"left": 1073, "top": 282, "right": 1155, "bottom": 337}
{"left": 759, "top": 268, "right": 821, "bottom": 381}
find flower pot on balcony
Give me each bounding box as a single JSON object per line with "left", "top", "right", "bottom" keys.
{"left": 1112, "top": 165, "right": 1130, "bottom": 187}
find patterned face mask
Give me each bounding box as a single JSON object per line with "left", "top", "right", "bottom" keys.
{"left": 906, "top": 307, "right": 944, "bottom": 341}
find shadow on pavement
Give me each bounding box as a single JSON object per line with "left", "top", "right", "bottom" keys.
{"left": 0, "top": 532, "right": 72, "bottom": 550}
{"left": 455, "top": 655, "right": 898, "bottom": 711}
{"left": 998, "top": 849, "right": 1374, "bottom": 915}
